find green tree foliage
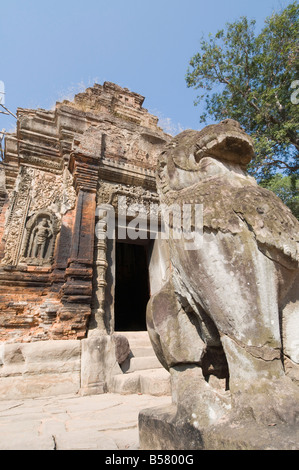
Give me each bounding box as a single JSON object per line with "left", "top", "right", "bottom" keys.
{"left": 186, "top": 2, "right": 299, "bottom": 184}
{"left": 260, "top": 173, "right": 299, "bottom": 219}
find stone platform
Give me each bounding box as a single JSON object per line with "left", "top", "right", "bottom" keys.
{"left": 0, "top": 392, "right": 171, "bottom": 450}
{"left": 0, "top": 332, "right": 171, "bottom": 400}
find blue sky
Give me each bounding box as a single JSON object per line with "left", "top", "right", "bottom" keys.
{"left": 0, "top": 0, "right": 293, "bottom": 135}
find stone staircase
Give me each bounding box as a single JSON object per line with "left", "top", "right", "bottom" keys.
{"left": 110, "top": 331, "right": 171, "bottom": 396}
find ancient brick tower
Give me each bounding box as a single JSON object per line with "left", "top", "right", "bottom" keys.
{"left": 0, "top": 82, "right": 171, "bottom": 398}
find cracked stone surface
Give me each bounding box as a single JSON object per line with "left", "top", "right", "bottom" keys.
{"left": 142, "top": 119, "right": 299, "bottom": 449}
{"left": 0, "top": 392, "right": 171, "bottom": 450}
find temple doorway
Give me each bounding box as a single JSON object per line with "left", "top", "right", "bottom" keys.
{"left": 114, "top": 241, "right": 150, "bottom": 331}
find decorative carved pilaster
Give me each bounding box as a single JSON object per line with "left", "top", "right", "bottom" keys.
{"left": 58, "top": 149, "right": 100, "bottom": 338}
{"left": 68, "top": 150, "right": 99, "bottom": 194}
{"left": 50, "top": 159, "right": 77, "bottom": 292}
{"left": 88, "top": 206, "right": 109, "bottom": 334}
{"left": 1, "top": 167, "right": 33, "bottom": 266}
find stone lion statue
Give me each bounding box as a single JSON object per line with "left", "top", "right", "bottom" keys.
{"left": 146, "top": 119, "right": 299, "bottom": 447}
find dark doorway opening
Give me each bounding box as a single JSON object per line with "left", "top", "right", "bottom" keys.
{"left": 114, "top": 242, "right": 150, "bottom": 331}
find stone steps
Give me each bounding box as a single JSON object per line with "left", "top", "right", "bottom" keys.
{"left": 110, "top": 331, "right": 171, "bottom": 396}
{"left": 128, "top": 346, "right": 155, "bottom": 357}
{"left": 122, "top": 355, "right": 163, "bottom": 373}
{"left": 110, "top": 368, "right": 171, "bottom": 396}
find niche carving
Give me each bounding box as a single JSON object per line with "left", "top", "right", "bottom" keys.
{"left": 20, "top": 210, "right": 60, "bottom": 266}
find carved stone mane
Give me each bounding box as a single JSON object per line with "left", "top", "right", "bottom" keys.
{"left": 157, "top": 119, "right": 299, "bottom": 265}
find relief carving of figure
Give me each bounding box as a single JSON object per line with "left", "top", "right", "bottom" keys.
{"left": 20, "top": 211, "right": 60, "bottom": 266}
{"left": 146, "top": 119, "right": 299, "bottom": 446}
{"left": 29, "top": 218, "right": 53, "bottom": 259}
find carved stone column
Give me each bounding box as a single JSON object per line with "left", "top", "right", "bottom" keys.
{"left": 88, "top": 206, "right": 110, "bottom": 335}
{"left": 57, "top": 150, "right": 100, "bottom": 339}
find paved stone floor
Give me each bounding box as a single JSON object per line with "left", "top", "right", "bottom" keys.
{"left": 0, "top": 392, "right": 171, "bottom": 450}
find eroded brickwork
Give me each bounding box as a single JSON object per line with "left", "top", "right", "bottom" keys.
{"left": 0, "top": 82, "right": 170, "bottom": 342}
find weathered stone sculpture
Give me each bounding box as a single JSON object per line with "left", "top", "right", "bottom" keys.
{"left": 20, "top": 211, "right": 59, "bottom": 265}
{"left": 141, "top": 119, "right": 299, "bottom": 450}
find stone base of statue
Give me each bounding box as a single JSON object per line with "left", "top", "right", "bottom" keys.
{"left": 139, "top": 404, "right": 299, "bottom": 451}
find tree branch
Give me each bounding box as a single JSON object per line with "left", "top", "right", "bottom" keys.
{"left": 263, "top": 159, "right": 299, "bottom": 172}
